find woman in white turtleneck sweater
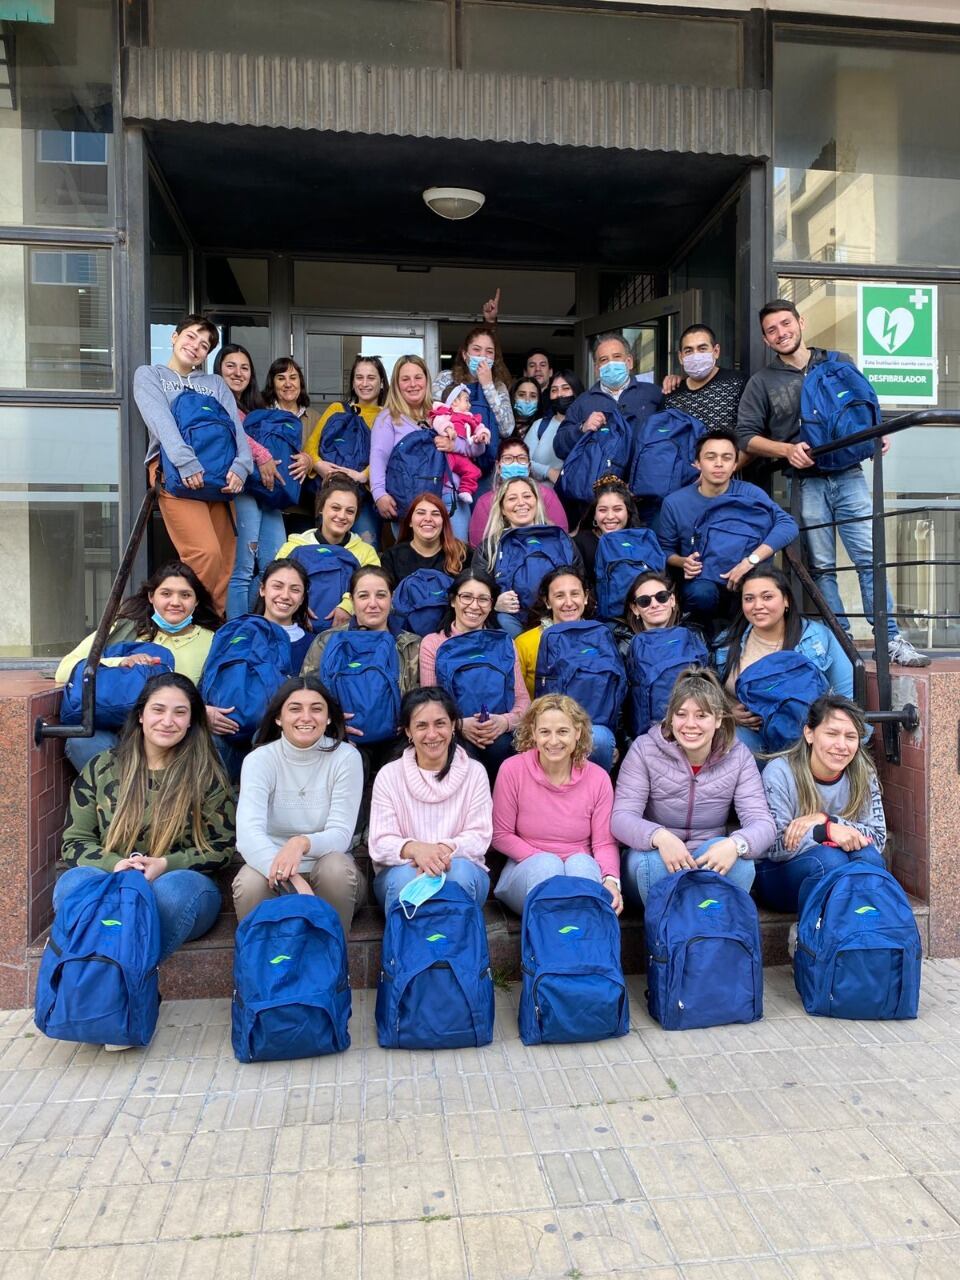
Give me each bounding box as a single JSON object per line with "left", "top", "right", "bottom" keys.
{"left": 233, "top": 676, "right": 364, "bottom": 936}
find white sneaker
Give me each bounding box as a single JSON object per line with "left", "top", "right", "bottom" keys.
{"left": 103, "top": 1043, "right": 133, "bottom": 1053}
{"left": 787, "top": 922, "right": 798, "bottom": 960}
{"left": 886, "top": 636, "right": 931, "bottom": 668}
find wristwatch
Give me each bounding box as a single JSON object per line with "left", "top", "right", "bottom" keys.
{"left": 746, "top": 552, "right": 761, "bottom": 566}
{"left": 732, "top": 836, "right": 749, "bottom": 858}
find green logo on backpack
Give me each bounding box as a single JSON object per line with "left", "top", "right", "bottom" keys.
{"left": 348, "top": 661, "right": 362, "bottom": 668}
{"left": 229, "top": 634, "right": 248, "bottom": 645}
{"left": 269, "top": 954, "right": 292, "bottom": 964}
{"left": 854, "top": 904, "right": 878, "bottom": 915}
{"left": 698, "top": 899, "right": 721, "bottom": 911}
{"left": 426, "top": 933, "right": 446, "bottom": 943}
{"left": 558, "top": 925, "right": 580, "bottom": 935}
{"left": 101, "top": 919, "right": 122, "bottom": 927}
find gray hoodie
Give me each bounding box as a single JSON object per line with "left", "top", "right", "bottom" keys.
{"left": 132, "top": 364, "right": 252, "bottom": 480}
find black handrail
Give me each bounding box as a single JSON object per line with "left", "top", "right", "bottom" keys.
{"left": 34, "top": 484, "right": 158, "bottom": 747}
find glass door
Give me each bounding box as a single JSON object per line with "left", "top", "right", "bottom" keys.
{"left": 576, "top": 290, "right": 703, "bottom": 385}
{"left": 292, "top": 315, "right": 440, "bottom": 408}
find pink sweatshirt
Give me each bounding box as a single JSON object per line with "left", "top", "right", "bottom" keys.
{"left": 369, "top": 745, "right": 492, "bottom": 869}
{"left": 492, "top": 749, "right": 619, "bottom": 880}
{"left": 419, "top": 625, "right": 531, "bottom": 730}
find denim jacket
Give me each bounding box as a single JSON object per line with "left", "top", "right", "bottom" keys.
{"left": 713, "top": 618, "right": 853, "bottom": 699}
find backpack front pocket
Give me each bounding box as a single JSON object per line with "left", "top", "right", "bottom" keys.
{"left": 240, "top": 991, "right": 349, "bottom": 1062}
{"left": 532, "top": 969, "right": 627, "bottom": 1044}
{"left": 668, "top": 934, "right": 759, "bottom": 1029}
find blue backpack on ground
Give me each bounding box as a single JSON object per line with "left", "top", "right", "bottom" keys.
{"left": 800, "top": 354, "right": 879, "bottom": 473}
{"left": 494, "top": 524, "right": 578, "bottom": 611}
{"left": 232, "top": 894, "right": 351, "bottom": 1062}
{"left": 319, "top": 629, "right": 400, "bottom": 743}
{"left": 691, "top": 492, "right": 778, "bottom": 584}
{"left": 376, "top": 881, "right": 494, "bottom": 1050}
{"left": 626, "top": 626, "right": 709, "bottom": 737}
{"left": 594, "top": 528, "right": 668, "bottom": 621}
{"left": 434, "top": 629, "right": 515, "bottom": 717}
{"left": 199, "top": 615, "right": 291, "bottom": 741}
{"left": 534, "top": 620, "right": 627, "bottom": 730}
{"left": 318, "top": 403, "right": 371, "bottom": 472}
{"left": 288, "top": 543, "right": 359, "bottom": 630}
{"left": 627, "top": 408, "right": 706, "bottom": 501}
{"left": 794, "top": 862, "right": 921, "bottom": 1020}
{"left": 161, "top": 390, "right": 238, "bottom": 500}
{"left": 557, "top": 408, "right": 632, "bottom": 503}
{"left": 645, "top": 864, "right": 763, "bottom": 1030}
{"left": 35, "top": 869, "right": 161, "bottom": 1047}
{"left": 468, "top": 382, "right": 499, "bottom": 473}
{"left": 391, "top": 569, "right": 453, "bottom": 637}
{"left": 60, "top": 642, "right": 175, "bottom": 730}
{"left": 735, "top": 650, "right": 829, "bottom": 752}
{"left": 518, "top": 876, "right": 629, "bottom": 1046}
{"left": 385, "top": 428, "right": 449, "bottom": 519}
{"left": 243, "top": 408, "right": 304, "bottom": 509}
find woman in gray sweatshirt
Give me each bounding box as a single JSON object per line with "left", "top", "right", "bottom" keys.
{"left": 233, "top": 676, "right": 364, "bottom": 936}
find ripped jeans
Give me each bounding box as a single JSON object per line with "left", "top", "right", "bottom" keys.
{"left": 226, "top": 494, "right": 287, "bottom": 619}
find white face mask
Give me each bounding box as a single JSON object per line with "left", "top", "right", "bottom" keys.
{"left": 682, "top": 353, "right": 716, "bottom": 380}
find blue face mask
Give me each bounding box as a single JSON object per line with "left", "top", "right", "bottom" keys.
{"left": 398, "top": 872, "right": 446, "bottom": 919}
{"left": 598, "top": 360, "right": 629, "bottom": 389}
{"left": 513, "top": 400, "right": 538, "bottom": 418}
{"left": 500, "top": 462, "right": 530, "bottom": 480}
{"left": 467, "top": 355, "right": 492, "bottom": 376}
{"left": 151, "top": 611, "right": 194, "bottom": 634}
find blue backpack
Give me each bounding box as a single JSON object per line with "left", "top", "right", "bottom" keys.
{"left": 288, "top": 543, "right": 359, "bottom": 630}
{"left": 434, "top": 629, "right": 516, "bottom": 717}
{"left": 468, "top": 382, "right": 499, "bottom": 473}
{"left": 318, "top": 403, "right": 371, "bottom": 472}
{"left": 35, "top": 869, "right": 161, "bottom": 1047}
{"left": 594, "top": 528, "right": 668, "bottom": 622}
{"left": 800, "top": 354, "right": 879, "bottom": 472}
{"left": 557, "top": 408, "right": 632, "bottom": 503}
{"left": 534, "top": 620, "right": 627, "bottom": 730}
{"left": 232, "top": 895, "right": 351, "bottom": 1062}
{"left": 385, "top": 428, "right": 449, "bottom": 519}
{"left": 735, "top": 651, "right": 829, "bottom": 752}
{"left": 494, "top": 524, "right": 578, "bottom": 611}
{"left": 626, "top": 627, "right": 709, "bottom": 737}
{"left": 199, "top": 616, "right": 291, "bottom": 741}
{"left": 391, "top": 569, "right": 453, "bottom": 637}
{"left": 60, "top": 642, "right": 175, "bottom": 730}
{"left": 627, "top": 408, "right": 706, "bottom": 500}
{"left": 161, "top": 390, "right": 238, "bottom": 500}
{"left": 243, "top": 408, "right": 304, "bottom": 509}
{"left": 794, "top": 862, "right": 921, "bottom": 1020}
{"left": 376, "top": 881, "right": 495, "bottom": 1050}
{"left": 691, "top": 492, "right": 778, "bottom": 584}
{"left": 319, "top": 629, "right": 400, "bottom": 743}
{"left": 645, "top": 863, "right": 763, "bottom": 1030}
{"left": 518, "top": 876, "right": 629, "bottom": 1046}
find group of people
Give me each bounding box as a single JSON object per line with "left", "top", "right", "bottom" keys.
{"left": 51, "top": 295, "right": 920, "bottom": 1047}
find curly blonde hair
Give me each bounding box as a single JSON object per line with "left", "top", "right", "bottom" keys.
{"left": 513, "top": 693, "right": 593, "bottom": 767}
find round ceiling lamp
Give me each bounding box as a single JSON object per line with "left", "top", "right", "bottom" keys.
{"left": 422, "top": 187, "right": 485, "bottom": 220}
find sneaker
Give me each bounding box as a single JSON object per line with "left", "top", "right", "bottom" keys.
{"left": 103, "top": 1043, "right": 132, "bottom": 1053}
{"left": 885, "top": 636, "right": 932, "bottom": 668}
{"left": 787, "top": 922, "right": 798, "bottom": 960}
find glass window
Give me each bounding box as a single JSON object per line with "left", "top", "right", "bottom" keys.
{"left": 0, "top": 405, "right": 119, "bottom": 658}
{"left": 0, "top": 243, "right": 113, "bottom": 390}
{"left": 774, "top": 30, "right": 960, "bottom": 268}
{"left": 149, "top": 179, "right": 189, "bottom": 313}
{"left": 0, "top": 0, "right": 115, "bottom": 229}
{"left": 206, "top": 314, "right": 272, "bottom": 383}
{"left": 304, "top": 332, "right": 424, "bottom": 404}
{"left": 205, "top": 256, "right": 269, "bottom": 308}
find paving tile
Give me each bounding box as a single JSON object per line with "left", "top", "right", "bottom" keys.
{"left": 650, "top": 1193, "right": 771, "bottom": 1263}
{"left": 871, "top": 1122, "right": 960, "bottom": 1175}
{"left": 709, "top": 1128, "right": 906, "bottom": 1191}
{"left": 360, "top": 1158, "right": 456, "bottom": 1222}
{"left": 451, "top": 1155, "right": 553, "bottom": 1215}
{"left": 360, "top": 1217, "right": 467, "bottom": 1280}
{"left": 541, "top": 1146, "right": 642, "bottom": 1206}
{"left": 460, "top": 1210, "right": 571, "bottom": 1279}
{"left": 263, "top": 1167, "right": 361, "bottom": 1232}
{"left": 556, "top": 1202, "right": 675, "bottom": 1270}
{"left": 625, "top": 1142, "right": 734, "bottom": 1199}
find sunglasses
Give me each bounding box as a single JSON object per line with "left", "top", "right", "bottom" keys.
{"left": 633, "top": 589, "right": 673, "bottom": 608}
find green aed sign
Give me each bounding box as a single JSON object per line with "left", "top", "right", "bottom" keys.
{"left": 857, "top": 283, "right": 938, "bottom": 406}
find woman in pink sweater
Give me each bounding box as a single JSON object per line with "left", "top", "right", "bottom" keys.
{"left": 369, "top": 687, "right": 493, "bottom": 913}
{"left": 492, "top": 694, "right": 622, "bottom": 917}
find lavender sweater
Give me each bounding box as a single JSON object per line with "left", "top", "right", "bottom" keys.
{"left": 610, "top": 724, "right": 775, "bottom": 857}
{"left": 369, "top": 409, "right": 480, "bottom": 502}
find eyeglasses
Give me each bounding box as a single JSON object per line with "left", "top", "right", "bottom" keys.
{"left": 633, "top": 589, "right": 673, "bottom": 608}
{"left": 456, "top": 593, "right": 493, "bottom": 607}
{"left": 500, "top": 454, "right": 528, "bottom": 464}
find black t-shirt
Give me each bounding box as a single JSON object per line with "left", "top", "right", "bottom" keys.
{"left": 666, "top": 368, "right": 746, "bottom": 433}
{"left": 379, "top": 541, "right": 447, "bottom": 585}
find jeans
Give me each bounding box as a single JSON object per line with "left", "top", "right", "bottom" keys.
{"left": 226, "top": 494, "right": 287, "bottom": 619}
{"left": 463, "top": 730, "right": 515, "bottom": 786}
{"left": 622, "top": 838, "right": 756, "bottom": 907}
{"left": 734, "top": 724, "right": 766, "bottom": 761}
{"left": 352, "top": 492, "right": 381, "bottom": 548}
{"left": 495, "top": 851, "right": 601, "bottom": 916}
{"left": 799, "top": 468, "right": 898, "bottom": 641}
{"left": 496, "top": 611, "right": 525, "bottom": 639}
{"left": 753, "top": 842, "right": 885, "bottom": 915}
{"left": 65, "top": 730, "right": 119, "bottom": 774}
{"left": 680, "top": 578, "right": 738, "bottom": 636}
{"left": 53, "top": 866, "right": 221, "bottom": 965}
{"left": 373, "top": 858, "right": 490, "bottom": 915}
{"left": 590, "top": 724, "right": 616, "bottom": 773}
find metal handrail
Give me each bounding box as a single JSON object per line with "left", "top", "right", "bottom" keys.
{"left": 34, "top": 484, "right": 158, "bottom": 746}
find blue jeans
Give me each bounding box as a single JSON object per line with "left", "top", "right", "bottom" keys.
{"left": 495, "top": 851, "right": 601, "bottom": 916}
{"left": 53, "top": 866, "right": 221, "bottom": 964}
{"left": 226, "top": 494, "right": 287, "bottom": 619}
{"left": 754, "top": 842, "right": 885, "bottom": 915}
{"left": 448, "top": 497, "right": 471, "bottom": 543}
{"left": 373, "top": 858, "right": 490, "bottom": 915}
{"left": 496, "top": 612, "right": 525, "bottom": 639}
{"left": 65, "top": 730, "right": 119, "bottom": 774}
{"left": 352, "top": 492, "right": 381, "bottom": 548}
{"left": 734, "top": 724, "right": 765, "bottom": 760}
{"left": 622, "top": 838, "right": 756, "bottom": 907}
{"left": 590, "top": 724, "right": 616, "bottom": 773}
{"left": 799, "top": 468, "right": 898, "bottom": 641}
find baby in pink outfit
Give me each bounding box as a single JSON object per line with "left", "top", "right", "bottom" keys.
{"left": 427, "top": 384, "right": 490, "bottom": 503}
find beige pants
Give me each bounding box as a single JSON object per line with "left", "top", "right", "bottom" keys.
{"left": 232, "top": 853, "right": 366, "bottom": 938}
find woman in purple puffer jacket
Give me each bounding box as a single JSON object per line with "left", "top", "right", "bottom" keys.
{"left": 610, "top": 666, "right": 775, "bottom": 907}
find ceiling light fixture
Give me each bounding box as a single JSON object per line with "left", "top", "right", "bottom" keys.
{"left": 422, "top": 187, "right": 485, "bottom": 221}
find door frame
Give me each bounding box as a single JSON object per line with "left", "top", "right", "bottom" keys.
{"left": 292, "top": 313, "right": 440, "bottom": 397}
{"left": 575, "top": 289, "right": 703, "bottom": 384}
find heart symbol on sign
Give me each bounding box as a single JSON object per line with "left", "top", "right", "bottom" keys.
{"left": 866, "top": 306, "right": 915, "bottom": 354}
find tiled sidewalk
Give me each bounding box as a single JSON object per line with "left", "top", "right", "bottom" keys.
{"left": 1, "top": 963, "right": 960, "bottom": 1278}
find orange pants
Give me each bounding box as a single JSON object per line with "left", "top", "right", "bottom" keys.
{"left": 149, "top": 461, "right": 236, "bottom": 617}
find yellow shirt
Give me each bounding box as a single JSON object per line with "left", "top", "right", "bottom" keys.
{"left": 276, "top": 530, "right": 380, "bottom": 616}
{"left": 303, "top": 401, "right": 379, "bottom": 480}
{"left": 55, "top": 625, "right": 215, "bottom": 686}
{"left": 514, "top": 625, "right": 544, "bottom": 699}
